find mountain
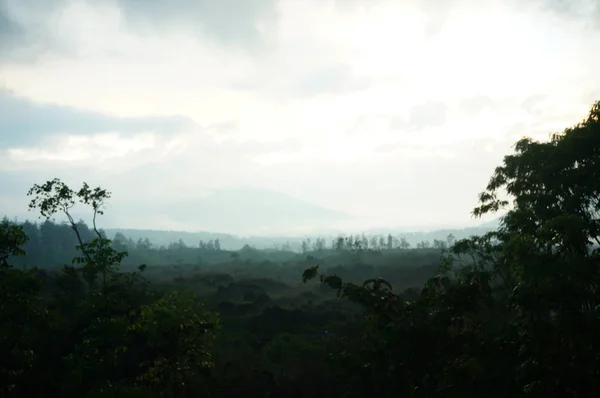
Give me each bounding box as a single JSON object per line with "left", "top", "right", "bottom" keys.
{"left": 108, "top": 188, "right": 354, "bottom": 236}
{"left": 170, "top": 188, "right": 353, "bottom": 234}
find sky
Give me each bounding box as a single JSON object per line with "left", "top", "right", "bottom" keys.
{"left": 1, "top": 0, "right": 599, "bottom": 235}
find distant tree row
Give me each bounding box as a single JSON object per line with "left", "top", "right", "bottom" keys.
{"left": 112, "top": 231, "right": 221, "bottom": 252}
{"left": 288, "top": 233, "right": 456, "bottom": 253}
{"left": 0, "top": 218, "right": 229, "bottom": 269}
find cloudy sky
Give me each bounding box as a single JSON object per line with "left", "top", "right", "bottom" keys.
{"left": 1, "top": 0, "right": 599, "bottom": 234}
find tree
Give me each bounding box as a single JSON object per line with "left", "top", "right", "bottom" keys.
{"left": 0, "top": 219, "right": 27, "bottom": 267}
{"left": 416, "top": 240, "right": 430, "bottom": 249}
{"left": 474, "top": 101, "right": 600, "bottom": 252}
{"left": 466, "top": 101, "right": 600, "bottom": 395}
{"left": 206, "top": 240, "right": 215, "bottom": 251}
{"left": 313, "top": 237, "right": 326, "bottom": 252}
{"left": 446, "top": 233, "right": 455, "bottom": 247}
{"left": 399, "top": 237, "right": 410, "bottom": 250}
{"left": 112, "top": 232, "right": 129, "bottom": 252}
{"left": 0, "top": 220, "right": 52, "bottom": 395}
{"left": 301, "top": 240, "right": 309, "bottom": 254}
{"left": 335, "top": 236, "right": 345, "bottom": 251}
{"left": 18, "top": 179, "right": 221, "bottom": 396}
{"left": 433, "top": 239, "right": 447, "bottom": 249}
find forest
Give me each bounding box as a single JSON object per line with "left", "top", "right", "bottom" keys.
{"left": 1, "top": 100, "right": 600, "bottom": 397}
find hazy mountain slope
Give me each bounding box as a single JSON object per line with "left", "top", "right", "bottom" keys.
{"left": 159, "top": 188, "right": 353, "bottom": 234}
{"left": 104, "top": 188, "right": 353, "bottom": 235}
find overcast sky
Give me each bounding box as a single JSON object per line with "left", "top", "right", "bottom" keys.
{"left": 1, "top": 0, "right": 599, "bottom": 234}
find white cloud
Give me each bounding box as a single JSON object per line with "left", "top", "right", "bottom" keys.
{"left": 1, "top": 0, "right": 599, "bottom": 232}
{"left": 2, "top": 131, "right": 194, "bottom": 175}
{"left": 7, "top": 132, "right": 156, "bottom": 162}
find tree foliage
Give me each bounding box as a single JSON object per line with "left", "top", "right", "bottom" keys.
{"left": 2, "top": 179, "right": 219, "bottom": 397}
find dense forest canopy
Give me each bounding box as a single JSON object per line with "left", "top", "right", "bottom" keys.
{"left": 1, "top": 101, "right": 600, "bottom": 397}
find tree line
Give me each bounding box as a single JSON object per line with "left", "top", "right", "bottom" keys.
{"left": 294, "top": 233, "right": 454, "bottom": 253}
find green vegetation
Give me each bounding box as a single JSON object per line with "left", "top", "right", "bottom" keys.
{"left": 1, "top": 101, "right": 600, "bottom": 397}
